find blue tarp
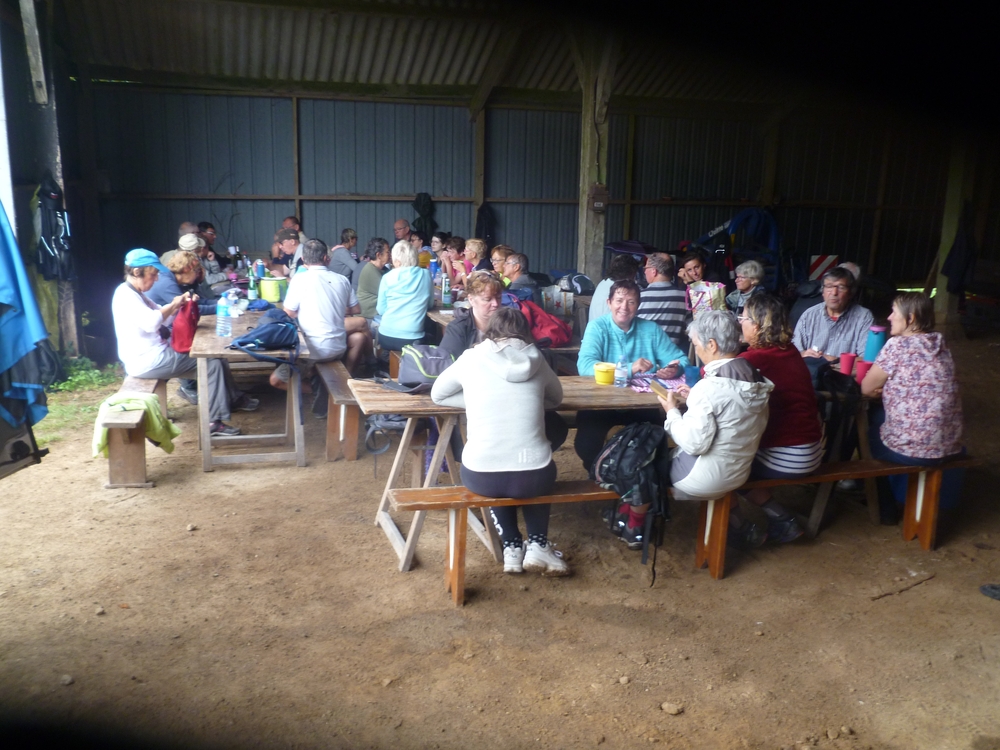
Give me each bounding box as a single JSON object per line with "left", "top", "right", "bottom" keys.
{"left": 0, "top": 204, "right": 49, "bottom": 426}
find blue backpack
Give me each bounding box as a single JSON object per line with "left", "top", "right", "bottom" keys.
{"left": 227, "top": 308, "right": 300, "bottom": 367}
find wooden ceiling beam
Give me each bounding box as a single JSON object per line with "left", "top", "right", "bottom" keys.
{"left": 468, "top": 26, "right": 522, "bottom": 120}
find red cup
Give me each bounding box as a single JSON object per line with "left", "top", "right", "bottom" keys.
{"left": 839, "top": 352, "right": 857, "bottom": 375}
{"left": 855, "top": 360, "right": 873, "bottom": 384}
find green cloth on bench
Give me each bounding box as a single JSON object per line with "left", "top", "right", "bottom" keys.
{"left": 92, "top": 392, "right": 181, "bottom": 458}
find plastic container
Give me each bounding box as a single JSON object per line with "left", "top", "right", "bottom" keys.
{"left": 594, "top": 362, "right": 615, "bottom": 386}
{"left": 864, "top": 325, "right": 888, "bottom": 362}
{"left": 215, "top": 298, "right": 231, "bottom": 337}
{"left": 839, "top": 352, "right": 857, "bottom": 375}
{"left": 855, "top": 360, "right": 873, "bottom": 384}
{"left": 684, "top": 365, "right": 702, "bottom": 387}
{"left": 613, "top": 355, "right": 629, "bottom": 388}
{"left": 259, "top": 277, "right": 287, "bottom": 303}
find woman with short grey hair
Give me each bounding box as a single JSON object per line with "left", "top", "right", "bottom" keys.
{"left": 726, "top": 259, "right": 766, "bottom": 316}
{"left": 376, "top": 240, "right": 434, "bottom": 351}
{"left": 656, "top": 310, "right": 775, "bottom": 548}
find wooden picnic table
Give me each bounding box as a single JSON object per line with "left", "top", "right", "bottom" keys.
{"left": 426, "top": 306, "right": 582, "bottom": 356}
{"left": 348, "top": 376, "right": 661, "bottom": 570}
{"left": 189, "top": 311, "right": 311, "bottom": 471}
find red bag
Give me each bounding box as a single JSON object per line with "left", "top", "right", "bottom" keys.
{"left": 517, "top": 299, "right": 572, "bottom": 348}
{"left": 171, "top": 300, "right": 200, "bottom": 353}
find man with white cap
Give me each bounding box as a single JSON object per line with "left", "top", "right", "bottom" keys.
{"left": 111, "top": 248, "right": 258, "bottom": 436}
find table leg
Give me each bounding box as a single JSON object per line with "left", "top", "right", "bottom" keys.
{"left": 197, "top": 358, "right": 212, "bottom": 472}
{"left": 290, "top": 368, "right": 306, "bottom": 466}
{"left": 855, "top": 400, "right": 881, "bottom": 525}
{"left": 375, "top": 418, "right": 418, "bottom": 561}
{"left": 398, "top": 417, "right": 457, "bottom": 572}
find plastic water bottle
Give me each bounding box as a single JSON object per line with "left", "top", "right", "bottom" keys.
{"left": 441, "top": 273, "right": 452, "bottom": 308}
{"left": 614, "top": 354, "right": 629, "bottom": 388}
{"left": 216, "top": 297, "right": 231, "bottom": 337}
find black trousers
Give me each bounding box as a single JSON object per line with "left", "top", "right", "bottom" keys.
{"left": 461, "top": 461, "right": 557, "bottom": 545}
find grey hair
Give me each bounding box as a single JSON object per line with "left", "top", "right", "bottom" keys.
{"left": 735, "top": 260, "right": 764, "bottom": 284}
{"left": 391, "top": 240, "right": 418, "bottom": 267}
{"left": 688, "top": 310, "right": 741, "bottom": 355}
{"left": 302, "top": 238, "right": 329, "bottom": 265}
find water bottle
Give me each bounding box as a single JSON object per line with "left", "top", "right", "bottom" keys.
{"left": 441, "top": 273, "right": 452, "bottom": 308}
{"left": 614, "top": 354, "right": 629, "bottom": 388}
{"left": 248, "top": 275, "right": 258, "bottom": 301}
{"left": 864, "top": 325, "right": 888, "bottom": 362}
{"left": 216, "top": 297, "right": 231, "bottom": 337}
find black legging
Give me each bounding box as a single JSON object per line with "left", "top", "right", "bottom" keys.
{"left": 461, "top": 461, "right": 557, "bottom": 547}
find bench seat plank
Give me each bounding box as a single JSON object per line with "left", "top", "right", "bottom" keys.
{"left": 742, "top": 457, "right": 980, "bottom": 490}
{"left": 390, "top": 480, "right": 618, "bottom": 512}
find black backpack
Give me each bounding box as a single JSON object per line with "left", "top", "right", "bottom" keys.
{"left": 590, "top": 422, "right": 667, "bottom": 563}
{"left": 810, "top": 363, "right": 862, "bottom": 462}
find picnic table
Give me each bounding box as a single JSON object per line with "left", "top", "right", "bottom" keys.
{"left": 189, "top": 310, "right": 311, "bottom": 471}
{"left": 426, "top": 305, "right": 582, "bottom": 364}
{"left": 347, "top": 376, "right": 660, "bottom": 570}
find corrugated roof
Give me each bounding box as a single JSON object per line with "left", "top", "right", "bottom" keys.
{"left": 63, "top": 0, "right": 802, "bottom": 103}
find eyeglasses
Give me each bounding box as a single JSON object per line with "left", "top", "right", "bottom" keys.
{"left": 491, "top": 258, "right": 505, "bottom": 264}
{"left": 504, "top": 259, "right": 518, "bottom": 266}
{"left": 737, "top": 315, "right": 751, "bottom": 323}
{"left": 202, "top": 230, "right": 216, "bottom": 236}
{"left": 735, "top": 274, "right": 748, "bottom": 280}
{"left": 823, "top": 284, "right": 849, "bottom": 292}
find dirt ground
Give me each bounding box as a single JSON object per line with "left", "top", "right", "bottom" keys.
{"left": 2, "top": 336, "right": 1000, "bottom": 750}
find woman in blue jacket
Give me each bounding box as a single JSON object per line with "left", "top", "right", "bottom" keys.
{"left": 376, "top": 241, "right": 434, "bottom": 351}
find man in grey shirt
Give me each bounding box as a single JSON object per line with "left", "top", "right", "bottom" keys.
{"left": 504, "top": 252, "right": 541, "bottom": 305}
{"left": 328, "top": 228, "right": 360, "bottom": 286}
{"left": 792, "top": 266, "right": 874, "bottom": 359}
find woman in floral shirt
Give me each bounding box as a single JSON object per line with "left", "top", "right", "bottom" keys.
{"left": 861, "top": 292, "right": 963, "bottom": 523}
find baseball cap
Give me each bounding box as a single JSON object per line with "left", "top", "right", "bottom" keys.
{"left": 178, "top": 233, "right": 206, "bottom": 252}
{"left": 276, "top": 227, "right": 299, "bottom": 243}
{"left": 124, "top": 248, "right": 168, "bottom": 272}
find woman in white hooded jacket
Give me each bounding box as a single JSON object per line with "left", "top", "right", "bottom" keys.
{"left": 657, "top": 311, "right": 774, "bottom": 547}
{"left": 431, "top": 308, "right": 569, "bottom": 576}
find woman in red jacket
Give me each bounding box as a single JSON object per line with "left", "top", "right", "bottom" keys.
{"left": 736, "top": 294, "right": 824, "bottom": 544}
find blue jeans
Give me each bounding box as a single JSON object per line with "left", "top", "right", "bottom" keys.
{"left": 868, "top": 405, "right": 965, "bottom": 519}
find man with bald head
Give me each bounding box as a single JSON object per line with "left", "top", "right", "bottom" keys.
{"left": 393, "top": 219, "right": 410, "bottom": 243}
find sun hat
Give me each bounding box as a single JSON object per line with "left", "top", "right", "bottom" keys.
{"left": 178, "top": 233, "right": 206, "bottom": 252}
{"left": 124, "top": 248, "right": 168, "bottom": 272}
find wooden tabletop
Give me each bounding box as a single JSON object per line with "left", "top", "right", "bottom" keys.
{"left": 189, "top": 311, "right": 311, "bottom": 361}
{"left": 348, "top": 376, "right": 661, "bottom": 416}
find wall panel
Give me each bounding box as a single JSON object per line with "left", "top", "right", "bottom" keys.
{"left": 302, "top": 200, "right": 473, "bottom": 248}
{"left": 490, "top": 203, "right": 577, "bottom": 276}
{"left": 486, "top": 109, "right": 579, "bottom": 199}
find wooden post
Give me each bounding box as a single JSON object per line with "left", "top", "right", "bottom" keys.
{"left": 569, "top": 28, "right": 619, "bottom": 280}
{"left": 933, "top": 136, "right": 976, "bottom": 334}
{"left": 18, "top": 0, "right": 47, "bottom": 104}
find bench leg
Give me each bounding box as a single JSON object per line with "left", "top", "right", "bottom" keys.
{"left": 326, "top": 399, "right": 342, "bottom": 462}
{"left": 695, "top": 495, "right": 729, "bottom": 580}
{"left": 343, "top": 405, "right": 360, "bottom": 461}
{"left": 902, "top": 469, "right": 943, "bottom": 551}
{"left": 154, "top": 380, "right": 168, "bottom": 421}
{"left": 855, "top": 402, "right": 882, "bottom": 525}
{"left": 446, "top": 507, "right": 468, "bottom": 606}
{"left": 806, "top": 482, "right": 835, "bottom": 538}
{"left": 106, "top": 423, "right": 154, "bottom": 489}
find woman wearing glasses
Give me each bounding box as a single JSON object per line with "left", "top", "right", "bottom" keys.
{"left": 725, "top": 260, "right": 766, "bottom": 316}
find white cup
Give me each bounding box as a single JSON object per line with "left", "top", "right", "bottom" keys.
{"left": 228, "top": 246, "right": 237, "bottom": 256}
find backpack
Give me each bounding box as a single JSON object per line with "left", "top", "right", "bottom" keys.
{"left": 811, "top": 364, "right": 861, "bottom": 463}
{"left": 398, "top": 344, "right": 455, "bottom": 388}
{"left": 590, "top": 422, "right": 667, "bottom": 562}
{"left": 516, "top": 299, "right": 572, "bottom": 348}
{"left": 171, "top": 300, "right": 200, "bottom": 354}
{"left": 227, "top": 308, "right": 300, "bottom": 366}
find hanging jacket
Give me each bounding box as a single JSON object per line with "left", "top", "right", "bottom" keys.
{"left": 92, "top": 392, "right": 181, "bottom": 458}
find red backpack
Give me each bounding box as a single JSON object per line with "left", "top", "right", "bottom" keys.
{"left": 171, "top": 300, "right": 200, "bottom": 353}
{"left": 516, "top": 299, "right": 572, "bottom": 348}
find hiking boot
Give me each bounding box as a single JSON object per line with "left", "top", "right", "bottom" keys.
{"left": 767, "top": 514, "right": 805, "bottom": 544}
{"left": 601, "top": 506, "right": 628, "bottom": 537}
{"left": 836, "top": 479, "right": 862, "bottom": 492}
{"left": 727, "top": 521, "right": 768, "bottom": 550}
{"left": 210, "top": 421, "right": 241, "bottom": 436}
{"left": 233, "top": 395, "right": 260, "bottom": 412}
{"left": 620, "top": 523, "right": 645, "bottom": 551}
{"left": 311, "top": 389, "right": 329, "bottom": 418}
{"left": 503, "top": 544, "right": 525, "bottom": 574}
{"left": 177, "top": 384, "right": 198, "bottom": 405}
{"left": 523, "top": 541, "right": 570, "bottom": 577}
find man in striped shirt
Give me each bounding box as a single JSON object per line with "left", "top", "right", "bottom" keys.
{"left": 638, "top": 253, "right": 690, "bottom": 350}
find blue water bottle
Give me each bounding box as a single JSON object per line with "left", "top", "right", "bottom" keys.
{"left": 864, "top": 325, "right": 887, "bottom": 362}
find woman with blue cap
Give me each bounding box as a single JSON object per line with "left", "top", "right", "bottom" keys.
{"left": 111, "top": 248, "right": 257, "bottom": 436}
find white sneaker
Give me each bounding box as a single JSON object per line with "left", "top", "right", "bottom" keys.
{"left": 503, "top": 544, "right": 525, "bottom": 574}
{"left": 523, "top": 541, "right": 570, "bottom": 577}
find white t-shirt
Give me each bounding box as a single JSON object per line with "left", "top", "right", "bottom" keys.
{"left": 283, "top": 265, "right": 358, "bottom": 361}
{"left": 112, "top": 282, "right": 172, "bottom": 375}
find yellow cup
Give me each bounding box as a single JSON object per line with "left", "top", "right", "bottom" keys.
{"left": 594, "top": 362, "right": 615, "bottom": 386}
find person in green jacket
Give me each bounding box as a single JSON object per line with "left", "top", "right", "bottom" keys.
{"left": 356, "top": 238, "right": 390, "bottom": 321}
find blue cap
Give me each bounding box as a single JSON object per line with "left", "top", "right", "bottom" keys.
{"left": 124, "top": 248, "right": 168, "bottom": 272}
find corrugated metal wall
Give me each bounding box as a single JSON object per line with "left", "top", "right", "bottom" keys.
{"left": 486, "top": 108, "right": 579, "bottom": 274}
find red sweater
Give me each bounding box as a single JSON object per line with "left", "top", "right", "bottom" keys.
{"left": 739, "top": 345, "right": 822, "bottom": 448}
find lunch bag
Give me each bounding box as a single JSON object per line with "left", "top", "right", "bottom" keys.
{"left": 397, "top": 344, "right": 455, "bottom": 388}
{"left": 170, "top": 300, "right": 200, "bottom": 354}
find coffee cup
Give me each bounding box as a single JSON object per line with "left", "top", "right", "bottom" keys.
{"left": 594, "top": 362, "right": 615, "bottom": 386}
{"left": 839, "top": 352, "right": 857, "bottom": 375}
{"left": 855, "top": 360, "right": 873, "bottom": 384}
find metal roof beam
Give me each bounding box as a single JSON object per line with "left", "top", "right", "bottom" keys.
{"left": 468, "top": 25, "right": 522, "bottom": 120}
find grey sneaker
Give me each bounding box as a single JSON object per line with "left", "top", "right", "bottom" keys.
{"left": 233, "top": 395, "right": 259, "bottom": 412}
{"left": 523, "top": 541, "right": 570, "bottom": 577}
{"left": 210, "top": 421, "right": 241, "bottom": 436}
{"left": 502, "top": 544, "right": 525, "bottom": 574}
{"left": 177, "top": 384, "right": 198, "bottom": 405}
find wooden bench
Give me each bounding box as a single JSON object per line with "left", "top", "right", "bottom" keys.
{"left": 389, "top": 480, "right": 619, "bottom": 606}
{"left": 314, "top": 360, "right": 361, "bottom": 462}
{"left": 98, "top": 376, "right": 168, "bottom": 489}
{"left": 695, "top": 456, "right": 980, "bottom": 580}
